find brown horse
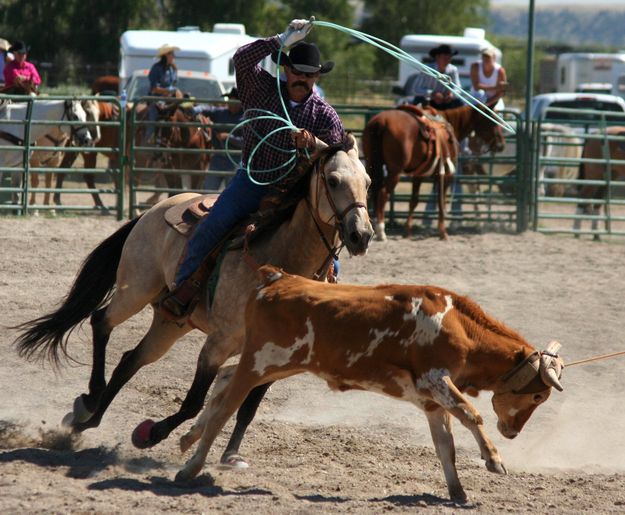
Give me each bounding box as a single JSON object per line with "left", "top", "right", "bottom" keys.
{"left": 91, "top": 75, "right": 120, "bottom": 95}
{"left": 573, "top": 126, "right": 625, "bottom": 240}
{"left": 363, "top": 102, "right": 505, "bottom": 241}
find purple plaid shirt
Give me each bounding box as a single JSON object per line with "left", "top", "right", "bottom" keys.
{"left": 234, "top": 36, "right": 345, "bottom": 182}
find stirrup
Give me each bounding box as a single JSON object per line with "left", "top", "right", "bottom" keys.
{"left": 159, "top": 278, "right": 202, "bottom": 321}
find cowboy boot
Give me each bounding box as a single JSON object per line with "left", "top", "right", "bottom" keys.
{"left": 159, "top": 277, "right": 203, "bottom": 321}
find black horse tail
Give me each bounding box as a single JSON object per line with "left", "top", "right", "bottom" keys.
{"left": 13, "top": 217, "right": 141, "bottom": 366}
{"left": 363, "top": 117, "right": 386, "bottom": 208}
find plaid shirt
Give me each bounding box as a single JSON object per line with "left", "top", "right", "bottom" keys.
{"left": 234, "top": 36, "right": 344, "bottom": 182}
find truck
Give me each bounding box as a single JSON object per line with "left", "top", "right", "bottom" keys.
{"left": 555, "top": 53, "right": 625, "bottom": 94}
{"left": 396, "top": 28, "right": 502, "bottom": 94}
{"left": 119, "top": 24, "right": 260, "bottom": 91}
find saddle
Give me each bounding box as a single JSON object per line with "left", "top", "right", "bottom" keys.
{"left": 164, "top": 194, "right": 219, "bottom": 236}
{"left": 398, "top": 104, "right": 457, "bottom": 178}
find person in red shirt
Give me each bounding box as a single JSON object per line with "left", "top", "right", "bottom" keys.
{"left": 3, "top": 40, "right": 41, "bottom": 94}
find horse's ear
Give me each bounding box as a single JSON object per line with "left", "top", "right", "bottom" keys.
{"left": 310, "top": 137, "right": 328, "bottom": 161}
{"left": 346, "top": 132, "right": 360, "bottom": 158}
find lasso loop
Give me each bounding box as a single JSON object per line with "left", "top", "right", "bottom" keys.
{"left": 223, "top": 18, "right": 516, "bottom": 186}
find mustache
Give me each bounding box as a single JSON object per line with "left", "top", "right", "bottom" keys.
{"left": 292, "top": 81, "right": 311, "bottom": 89}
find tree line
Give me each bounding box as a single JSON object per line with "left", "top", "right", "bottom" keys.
{"left": 0, "top": 0, "right": 488, "bottom": 90}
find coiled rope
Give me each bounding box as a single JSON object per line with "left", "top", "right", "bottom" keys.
{"left": 224, "top": 18, "right": 516, "bottom": 186}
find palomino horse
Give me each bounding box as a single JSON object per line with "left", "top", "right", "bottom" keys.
{"left": 573, "top": 126, "right": 625, "bottom": 240}
{"left": 14, "top": 135, "right": 373, "bottom": 467}
{"left": 363, "top": 101, "right": 505, "bottom": 241}
{"left": 0, "top": 99, "right": 92, "bottom": 204}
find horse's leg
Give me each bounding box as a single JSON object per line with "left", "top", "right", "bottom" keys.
{"left": 404, "top": 176, "right": 422, "bottom": 238}
{"left": 219, "top": 382, "right": 273, "bottom": 468}
{"left": 29, "top": 172, "right": 39, "bottom": 206}
{"left": 82, "top": 152, "right": 106, "bottom": 209}
{"left": 44, "top": 171, "right": 52, "bottom": 207}
{"left": 71, "top": 310, "right": 193, "bottom": 432}
{"left": 54, "top": 151, "right": 79, "bottom": 205}
{"left": 437, "top": 171, "right": 450, "bottom": 240}
{"left": 374, "top": 172, "right": 400, "bottom": 241}
{"left": 131, "top": 331, "right": 231, "bottom": 449}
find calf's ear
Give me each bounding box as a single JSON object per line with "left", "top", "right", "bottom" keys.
{"left": 257, "top": 264, "right": 284, "bottom": 285}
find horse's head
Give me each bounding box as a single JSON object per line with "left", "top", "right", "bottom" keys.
{"left": 81, "top": 99, "right": 101, "bottom": 144}
{"left": 469, "top": 100, "right": 506, "bottom": 155}
{"left": 309, "top": 134, "right": 373, "bottom": 256}
{"left": 63, "top": 100, "right": 92, "bottom": 147}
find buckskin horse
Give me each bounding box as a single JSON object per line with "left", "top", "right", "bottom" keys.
{"left": 363, "top": 101, "right": 505, "bottom": 241}
{"left": 573, "top": 126, "right": 625, "bottom": 240}
{"left": 14, "top": 135, "right": 373, "bottom": 467}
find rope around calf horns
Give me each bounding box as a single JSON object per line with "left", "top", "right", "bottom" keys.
{"left": 224, "top": 17, "right": 517, "bottom": 186}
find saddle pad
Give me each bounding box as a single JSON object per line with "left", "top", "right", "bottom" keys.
{"left": 164, "top": 194, "right": 219, "bottom": 236}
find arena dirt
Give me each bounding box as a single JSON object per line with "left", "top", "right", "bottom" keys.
{"left": 1, "top": 217, "right": 625, "bottom": 513}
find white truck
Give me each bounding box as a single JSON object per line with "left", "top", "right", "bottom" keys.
{"left": 119, "top": 24, "right": 260, "bottom": 91}
{"left": 396, "top": 27, "right": 502, "bottom": 96}
{"left": 555, "top": 53, "right": 625, "bottom": 94}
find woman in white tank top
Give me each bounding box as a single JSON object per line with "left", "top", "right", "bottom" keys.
{"left": 470, "top": 47, "right": 507, "bottom": 107}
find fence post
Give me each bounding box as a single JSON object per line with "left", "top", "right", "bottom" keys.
{"left": 22, "top": 98, "right": 34, "bottom": 215}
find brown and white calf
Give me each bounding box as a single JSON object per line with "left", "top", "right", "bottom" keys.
{"left": 176, "top": 265, "right": 564, "bottom": 503}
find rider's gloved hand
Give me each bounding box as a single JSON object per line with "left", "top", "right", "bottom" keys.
{"left": 291, "top": 129, "right": 316, "bottom": 149}
{"left": 278, "top": 17, "right": 315, "bottom": 47}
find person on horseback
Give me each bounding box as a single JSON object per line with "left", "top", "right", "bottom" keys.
{"left": 410, "top": 44, "right": 462, "bottom": 110}
{"left": 192, "top": 87, "right": 245, "bottom": 190}
{"left": 144, "top": 43, "right": 180, "bottom": 144}
{"left": 161, "top": 18, "right": 344, "bottom": 319}
{"left": 2, "top": 40, "right": 41, "bottom": 94}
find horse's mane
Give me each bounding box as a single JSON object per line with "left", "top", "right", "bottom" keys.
{"left": 243, "top": 136, "right": 355, "bottom": 246}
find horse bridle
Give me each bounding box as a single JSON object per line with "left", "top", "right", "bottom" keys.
{"left": 62, "top": 101, "right": 89, "bottom": 142}
{"left": 306, "top": 152, "right": 367, "bottom": 279}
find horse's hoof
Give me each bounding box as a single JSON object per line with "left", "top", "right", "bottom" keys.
{"left": 62, "top": 395, "right": 94, "bottom": 427}
{"left": 131, "top": 419, "right": 156, "bottom": 449}
{"left": 218, "top": 453, "right": 250, "bottom": 470}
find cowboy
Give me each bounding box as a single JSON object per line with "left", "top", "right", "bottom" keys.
{"left": 192, "top": 87, "right": 245, "bottom": 190}
{"left": 162, "top": 18, "right": 344, "bottom": 318}
{"left": 470, "top": 47, "right": 507, "bottom": 109}
{"left": 409, "top": 44, "right": 462, "bottom": 110}
{"left": 2, "top": 40, "right": 41, "bottom": 94}
{"left": 145, "top": 43, "right": 180, "bottom": 144}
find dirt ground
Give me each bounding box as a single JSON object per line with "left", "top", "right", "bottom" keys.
{"left": 1, "top": 217, "right": 625, "bottom": 513}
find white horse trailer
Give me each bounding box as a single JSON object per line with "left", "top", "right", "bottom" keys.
{"left": 119, "top": 24, "right": 260, "bottom": 91}
{"left": 556, "top": 53, "right": 625, "bottom": 94}
{"left": 397, "top": 28, "right": 502, "bottom": 92}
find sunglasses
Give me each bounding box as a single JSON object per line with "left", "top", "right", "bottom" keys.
{"left": 289, "top": 67, "right": 320, "bottom": 79}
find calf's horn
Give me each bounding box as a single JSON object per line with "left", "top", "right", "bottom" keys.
{"left": 539, "top": 340, "right": 564, "bottom": 392}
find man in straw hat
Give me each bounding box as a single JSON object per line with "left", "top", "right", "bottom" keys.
{"left": 409, "top": 43, "right": 462, "bottom": 110}
{"left": 162, "top": 18, "right": 345, "bottom": 319}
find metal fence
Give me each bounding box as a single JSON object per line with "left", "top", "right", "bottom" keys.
{"left": 532, "top": 109, "right": 625, "bottom": 239}
{"left": 4, "top": 95, "right": 625, "bottom": 241}
{"left": 0, "top": 94, "right": 125, "bottom": 219}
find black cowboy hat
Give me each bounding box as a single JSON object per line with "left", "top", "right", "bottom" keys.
{"left": 271, "top": 42, "right": 334, "bottom": 74}
{"left": 9, "top": 40, "right": 29, "bottom": 54}
{"left": 429, "top": 44, "right": 458, "bottom": 58}
{"left": 221, "top": 87, "right": 239, "bottom": 100}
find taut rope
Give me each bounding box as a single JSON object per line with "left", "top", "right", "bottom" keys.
{"left": 566, "top": 349, "right": 625, "bottom": 367}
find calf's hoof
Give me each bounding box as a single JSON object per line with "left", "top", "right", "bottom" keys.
{"left": 485, "top": 459, "right": 507, "bottom": 475}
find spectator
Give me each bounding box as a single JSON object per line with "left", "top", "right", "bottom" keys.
{"left": 410, "top": 44, "right": 462, "bottom": 110}
{"left": 470, "top": 47, "right": 507, "bottom": 109}
{"left": 0, "top": 38, "right": 10, "bottom": 86}
{"left": 145, "top": 43, "right": 180, "bottom": 143}
{"left": 2, "top": 40, "right": 41, "bottom": 94}
{"left": 193, "top": 87, "right": 244, "bottom": 191}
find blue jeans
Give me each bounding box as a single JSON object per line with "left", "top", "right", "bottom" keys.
{"left": 175, "top": 169, "right": 270, "bottom": 285}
